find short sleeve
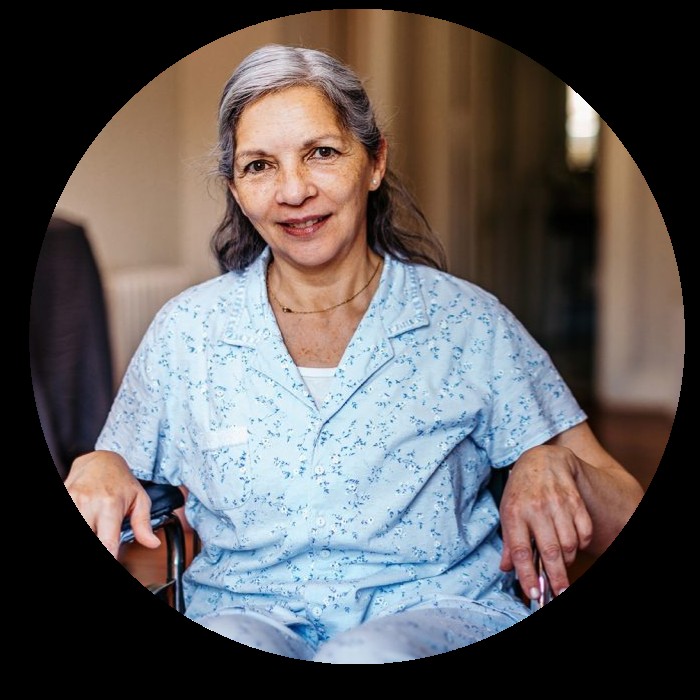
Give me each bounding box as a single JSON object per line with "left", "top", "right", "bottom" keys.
{"left": 95, "top": 303, "right": 181, "bottom": 484}
{"left": 475, "top": 301, "right": 587, "bottom": 467}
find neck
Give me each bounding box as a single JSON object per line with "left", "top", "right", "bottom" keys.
{"left": 267, "top": 253, "right": 382, "bottom": 315}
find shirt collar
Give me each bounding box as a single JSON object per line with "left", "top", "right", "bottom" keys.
{"left": 220, "top": 246, "right": 430, "bottom": 347}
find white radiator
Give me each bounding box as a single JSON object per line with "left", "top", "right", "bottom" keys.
{"left": 104, "top": 265, "right": 193, "bottom": 387}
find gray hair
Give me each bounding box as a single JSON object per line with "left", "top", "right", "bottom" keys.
{"left": 210, "top": 43, "right": 447, "bottom": 272}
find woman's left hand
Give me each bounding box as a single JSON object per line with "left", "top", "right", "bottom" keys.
{"left": 497, "top": 421, "right": 644, "bottom": 603}
{"left": 498, "top": 443, "right": 592, "bottom": 600}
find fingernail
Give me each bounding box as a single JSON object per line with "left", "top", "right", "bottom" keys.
{"left": 557, "top": 587, "right": 568, "bottom": 596}
{"left": 529, "top": 586, "right": 541, "bottom": 600}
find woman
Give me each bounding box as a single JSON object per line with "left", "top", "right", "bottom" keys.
{"left": 65, "top": 43, "right": 644, "bottom": 663}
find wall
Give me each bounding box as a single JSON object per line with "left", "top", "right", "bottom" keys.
{"left": 56, "top": 68, "right": 182, "bottom": 273}
{"left": 595, "top": 124, "right": 684, "bottom": 414}
{"left": 52, "top": 10, "right": 684, "bottom": 415}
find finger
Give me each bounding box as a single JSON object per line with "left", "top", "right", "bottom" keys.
{"left": 514, "top": 511, "right": 570, "bottom": 602}
{"left": 542, "top": 501, "right": 592, "bottom": 595}
{"left": 499, "top": 541, "right": 514, "bottom": 573}
{"left": 500, "top": 522, "right": 541, "bottom": 602}
{"left": 92, "top": 508, "right": 129, "bottom": 558}
{"left": 573, "top": 507, "right": 594, "bottom": 551}
{"left": 535, "top": 537, "right": 571, "bottom": 597}
{"left": 128, "top": 495, "right": 162, "bottom": 550}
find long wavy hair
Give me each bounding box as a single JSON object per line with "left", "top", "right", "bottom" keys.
{"left": 210, "top": 43, "right": 447, "bottom": 273}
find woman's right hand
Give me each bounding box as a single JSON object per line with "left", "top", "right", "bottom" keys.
{"left": 64, "top": 450, "right": 162, "bottom": 557}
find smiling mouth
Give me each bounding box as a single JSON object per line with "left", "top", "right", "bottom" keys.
{"left": 280, "top": 215, "right": 330, "bottom": 234}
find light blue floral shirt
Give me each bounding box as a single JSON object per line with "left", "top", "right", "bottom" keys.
{"left": 97, "top": 247, "right": 586, "bottom": 643}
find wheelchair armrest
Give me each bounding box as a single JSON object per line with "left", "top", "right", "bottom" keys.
{"left": 119, "top": 480, "right": 188, "bottom": 612}
{"left": 120, "top": 480, "right": 185, "bottom": 545}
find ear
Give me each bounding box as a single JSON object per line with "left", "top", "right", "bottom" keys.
{"left": 370, "top": 137, "right": 388, "bottom": 190}
{"left": 228, "top": 181, "right": 247, "bottom": 216}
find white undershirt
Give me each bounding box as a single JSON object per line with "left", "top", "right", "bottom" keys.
{"left": 298, "top": 366, "right": 336, "bottom": 406}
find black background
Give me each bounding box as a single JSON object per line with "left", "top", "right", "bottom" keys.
{"left": 26, "top": 7, "right": 688, "bottom": 676}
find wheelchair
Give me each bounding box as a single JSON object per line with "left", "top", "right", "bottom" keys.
{"left": 32, "top": 217, "right": 552, "bottom": 618}
{"left": 121, "top": 472, "right": 553, "bottom": 615}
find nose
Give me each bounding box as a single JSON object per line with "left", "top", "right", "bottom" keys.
{"left": 275, "top": 164, "right": 316, "bottom": 205}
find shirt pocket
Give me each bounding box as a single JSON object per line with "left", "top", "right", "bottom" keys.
{"left": 195, "top": 424, "right": 251, "bottom": 511}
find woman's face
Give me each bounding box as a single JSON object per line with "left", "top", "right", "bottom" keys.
{"left": 229, "top": 85, "right": 386, "bottom": 269}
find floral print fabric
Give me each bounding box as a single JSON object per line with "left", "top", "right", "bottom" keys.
{"left": 97, "top": 247, "right": 586, "bottom": 644}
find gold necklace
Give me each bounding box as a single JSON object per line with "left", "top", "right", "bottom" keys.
{"left": 267, "top": 258, "right": 382, "bottom": 314}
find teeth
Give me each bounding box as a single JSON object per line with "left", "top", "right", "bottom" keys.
{"left": 287, "top": 218, "right": 321, "bottom": 229}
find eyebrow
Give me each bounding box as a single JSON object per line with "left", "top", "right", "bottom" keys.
{"left": 234, "top": 149, "right": 269, "bottom": 164}
{"left": 234, "top": 133, "right": 346, "bottom": 163}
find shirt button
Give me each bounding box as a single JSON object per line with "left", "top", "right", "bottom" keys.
{"left": 311, "top": 606, "right": 322, "bottom": 618}
{"left": 316, "top": 516, "right": 326, "bottom": 527}
{"left": 319, "top": 548, "right": 331, "bottom": 559}
{"left": 314, "top": 465, "right": 325, "bottom": 475}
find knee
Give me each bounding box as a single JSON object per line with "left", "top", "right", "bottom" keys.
{"left": 314, "top": 625, "right": 418, "bottom": 664}
{"left": 197, "top": 612, "right": 313, "bottom": 660}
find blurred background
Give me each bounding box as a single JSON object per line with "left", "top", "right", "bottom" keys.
{"left": 49, "top": 10, "right": 683, "bottom": 478}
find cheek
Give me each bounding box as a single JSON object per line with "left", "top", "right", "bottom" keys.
{"left": 234, "top": 186, "right": 268, "bottom": 221}
{"left": 320, "top": 170, "right": 368, "bottom": 206}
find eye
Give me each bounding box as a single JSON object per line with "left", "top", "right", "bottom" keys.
{"left": 244, "top": 159, "right": 270, "bottom": 174}
{"left": 312, "top": 146, "right": 338, "bottom": 159}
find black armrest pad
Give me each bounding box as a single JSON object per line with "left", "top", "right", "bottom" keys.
{"left": 142, "top": 480, "right": 185, "bottom": 517}
{"left": 120, "top": 481, "right": 185, "bottom": 531}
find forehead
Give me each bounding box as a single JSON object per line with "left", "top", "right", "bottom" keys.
{"left": 236, "top": 85, "right": 343, "bottom": 139}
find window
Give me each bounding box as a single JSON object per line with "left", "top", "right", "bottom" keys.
{"left": 566, "top": 86, "right": 600, "bottom": 171}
